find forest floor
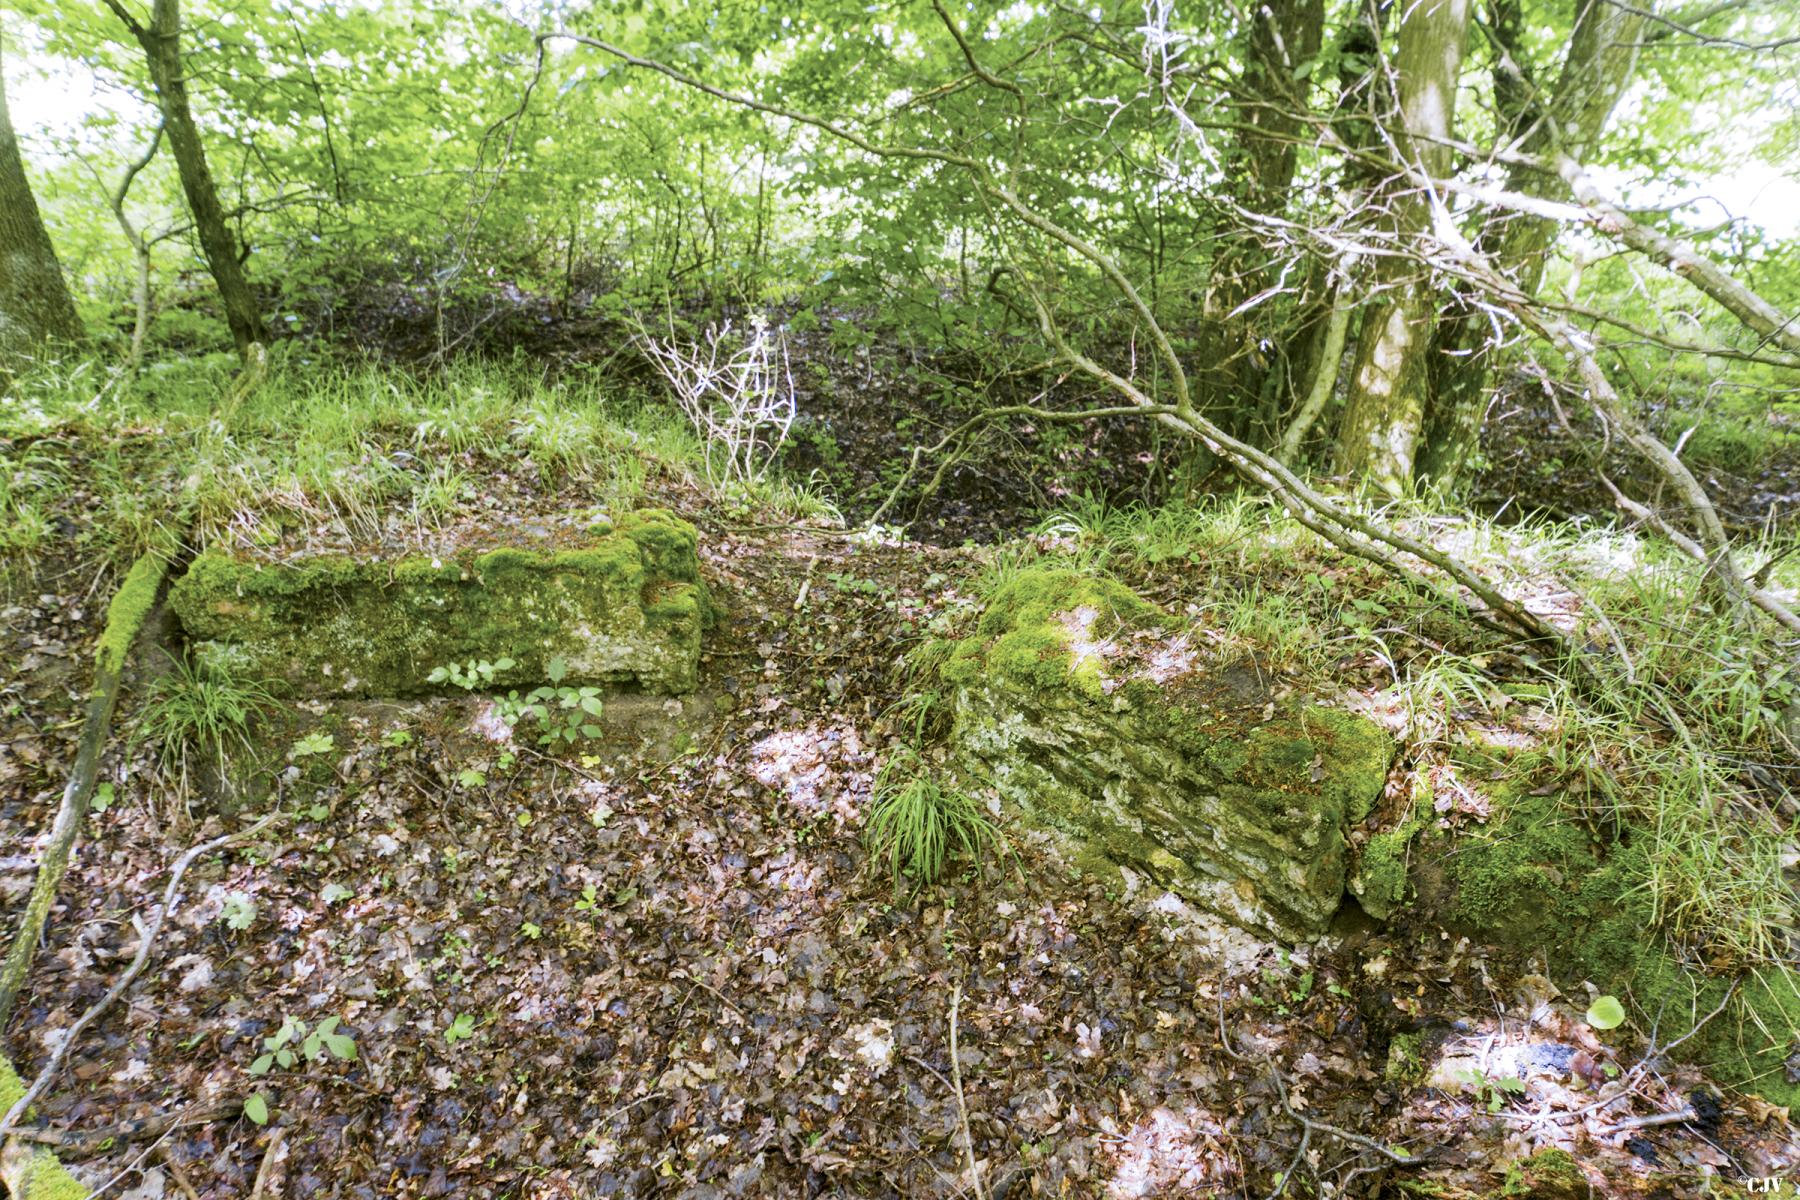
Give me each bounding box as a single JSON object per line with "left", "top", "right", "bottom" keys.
{"left": 3, "top": 436, "right": 1798, "bottom": 1199}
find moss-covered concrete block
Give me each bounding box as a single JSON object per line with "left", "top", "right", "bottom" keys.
{"left": 938, "top": 568, "right": 1393, "bottom": 940}
{"left": 170, "top": 509, "right": 713, "bottom": 697}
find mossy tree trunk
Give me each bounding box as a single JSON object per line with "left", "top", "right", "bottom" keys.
{"left": 0, "top": 28, "right": 83, "bottom": 357}
{"left": 103, "top": 0, "right": 263, "bottom": 362}
{"left": 1415, "top": 0, "right": 1646, "bottom": 489}
{"left": 1335, "top": 0, "right": 1473, "bottom": 496}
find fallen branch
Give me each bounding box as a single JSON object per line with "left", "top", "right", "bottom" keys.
{"left": 5, "top": 1101, "right": 236, "bottom": 1158}
{"left": 0, "top": 548, "right": 171, "bottom": 1028}
{"left": 0, "top": 811, "right": 282, "bottom": 1141}
{"left": 1605, "top": 1107, "right": 1697, "bottom": 1133}
{"left": 250, "top": 1126, "right": 286, "bottom": 1200}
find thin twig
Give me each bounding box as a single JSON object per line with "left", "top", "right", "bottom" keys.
{"left": 948, "top": 984, "right": 987, "bottom": 1200}
{"left": 250, "top": 1126, "right": 286, "bottom": 1200}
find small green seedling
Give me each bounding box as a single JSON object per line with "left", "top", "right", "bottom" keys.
{"left": 250, "top": 1015, "right": 357, "bottom": 1075}
{"left": 1586, "top": 995, "right": 1626, "bottom": 1030}
{"left": 444, "top": 1013, "right": 477, "bottom": 1046}
{"left": 1451, "top": 1066, "right": 1527, "bottom": 1113}
{"left": 221, "top": 891, "right": 257, "bottom": 931}
{"left": 289, "top": 731, "right": 335, "bottom": 759}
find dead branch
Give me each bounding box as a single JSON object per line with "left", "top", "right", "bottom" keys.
{"left": 0, "top": 549, "right": 172, "bottom": 1028}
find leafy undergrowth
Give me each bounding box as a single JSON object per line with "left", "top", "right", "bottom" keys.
{"left": 1, "top": 496, "right": 1796, "bottom": 1197}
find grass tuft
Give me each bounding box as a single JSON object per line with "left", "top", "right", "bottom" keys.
{"left": 865, "top": 750, "right": 998, "bottom": 891}
{"left": 134, "top": 654, "right": 282, "bottom": 775}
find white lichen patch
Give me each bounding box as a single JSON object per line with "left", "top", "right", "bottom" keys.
{"left": 1058, "top": 605, "right": 1120, "bottom": 676}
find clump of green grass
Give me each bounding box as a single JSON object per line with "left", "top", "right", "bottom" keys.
{"left": 135, "top": 654, "right": 282, "bottom": 774}
{"left": 865, "top": 750, "right": 997, "bottom": 890}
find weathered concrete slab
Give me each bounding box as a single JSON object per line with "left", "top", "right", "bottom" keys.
{"left": 169, "top": 509, "right": 712, "bottom": 696}
{"left": 932, "top": 569, "right": 1392, "bottom": 940}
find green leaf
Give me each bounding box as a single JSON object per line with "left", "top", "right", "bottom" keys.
{"left": 547, "top": 655, "right": 568, "bottom": 684}
{"left": 1586, "top": 995, "right": 1627, "bottom": 1030}
{"left": 580, "top": 695, "right": 604, "bottom": 717}
{"left": 244, "top": 1093, "right": 270, "bottom": 1125}
{"left": 249, "top": 1053, "right": 275, "bottom": 1075}
{"left": 92, "top": 782, "right": 115, "bottom": 814}
{"left": 321, "top": 882, "right": 353, "bottom": 905}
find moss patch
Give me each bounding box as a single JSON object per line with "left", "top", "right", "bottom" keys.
{"left": 170, "top": 508, "right": 711, "bottom": 696}
{"left": 938, "top": 567, "right": 1394, "bottom": 939}
{"left": 1426, "top": 787, "right": 1800, "bottom": 1108}
{"left": 1, "top": 1053, "right": 89, "bottom": 1199}
{"left": 1385, "top": 1031, "right": 1426, "bottom": 1085}
{"left": 94, "top": 549, "right": 169, "bottom": 676}
{"left": 1494, "top": 1148, "right": 1587, "bottom": 1200}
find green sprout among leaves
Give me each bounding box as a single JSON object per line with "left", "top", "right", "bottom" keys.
{"left": 250, "top": 1015, "right": 357, "bottom": 1076}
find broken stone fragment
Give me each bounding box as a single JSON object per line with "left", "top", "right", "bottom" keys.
{"left": 168, "top": 509, "right": 713, "bottom": 697}
{"left": 932, "top": 568, "right": 1393, "bottom": 941}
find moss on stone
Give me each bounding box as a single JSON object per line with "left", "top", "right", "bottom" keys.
{"left": 1353, "top": 828, "right": 1413, "bottom": 920}
{"left": 938, "top": 566, "right": 1393, "bottom": 939}
{"left": 1430, "top": 786, "right": 1800, "bottom": 1108}
{"left": 1385, "top": 1031, "right": 1426, "bottom": 1085}
{"left": 94, "top": 549, "right": 168, "bottom": 676}
{"left": 170, "top": 510, "right": 709, "bottom": 696}
{"left": 1494, "top": 1149, "right": 1586, "bottom": 1200}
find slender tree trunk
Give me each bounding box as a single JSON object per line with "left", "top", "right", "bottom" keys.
{"left": 1336, "top": 0, "right": 1474, "bottom": 495}
{"left": 1279, "top": 276, "right": 1351, "bottom": 464}
{"left": 1415, "top": 0, "right": 1645, "bottom": 487}
{"left": 107, "top": 0, "right": 262, "bottom": 360}
{"left": 0, "top": 28, "right": 83, "bottom": 356}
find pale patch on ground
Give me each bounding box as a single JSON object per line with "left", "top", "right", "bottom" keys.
{"left": 472, "top": 701, "right": 516, "bottom": 743}
{"left": 845, "top": 1019, "right": 895, "bottom": 1075}
{"left": 748, "top": 724, "right": 867, "bottom": 821}
{"left": 1136, "top": 632, "right": 1197, "bottom": 684}
{"left": 1104, "top": 1106, "right": 1236, "bottom": 1198}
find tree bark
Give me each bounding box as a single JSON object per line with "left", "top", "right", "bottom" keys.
{"left": 1415, "top": 0, "right": 1646, "bottom": 487}
{"left": 1336, "top": 0, "right": 1474, "bottom": 495}
{"left": 0, "top": 28, "right": 83, "bottom": 356}
{"left": 107, "top": 0, "right": 262, "bottom": 360}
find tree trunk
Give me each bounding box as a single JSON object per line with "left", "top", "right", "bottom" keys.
{"left": 115, "top": 0, "right": 262, "bottom": 360}
{"left": 1415, "top": 0, "right": 1645, "bottom": 488}
{"left": 1195, "top": 0, "right": 1325, "bottom": 437}
{"left": 0, "top": 28, "right": 83, "bottom": 356}
{"left": 1336, "top": 0, "right": 1473, "bottom": 495}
